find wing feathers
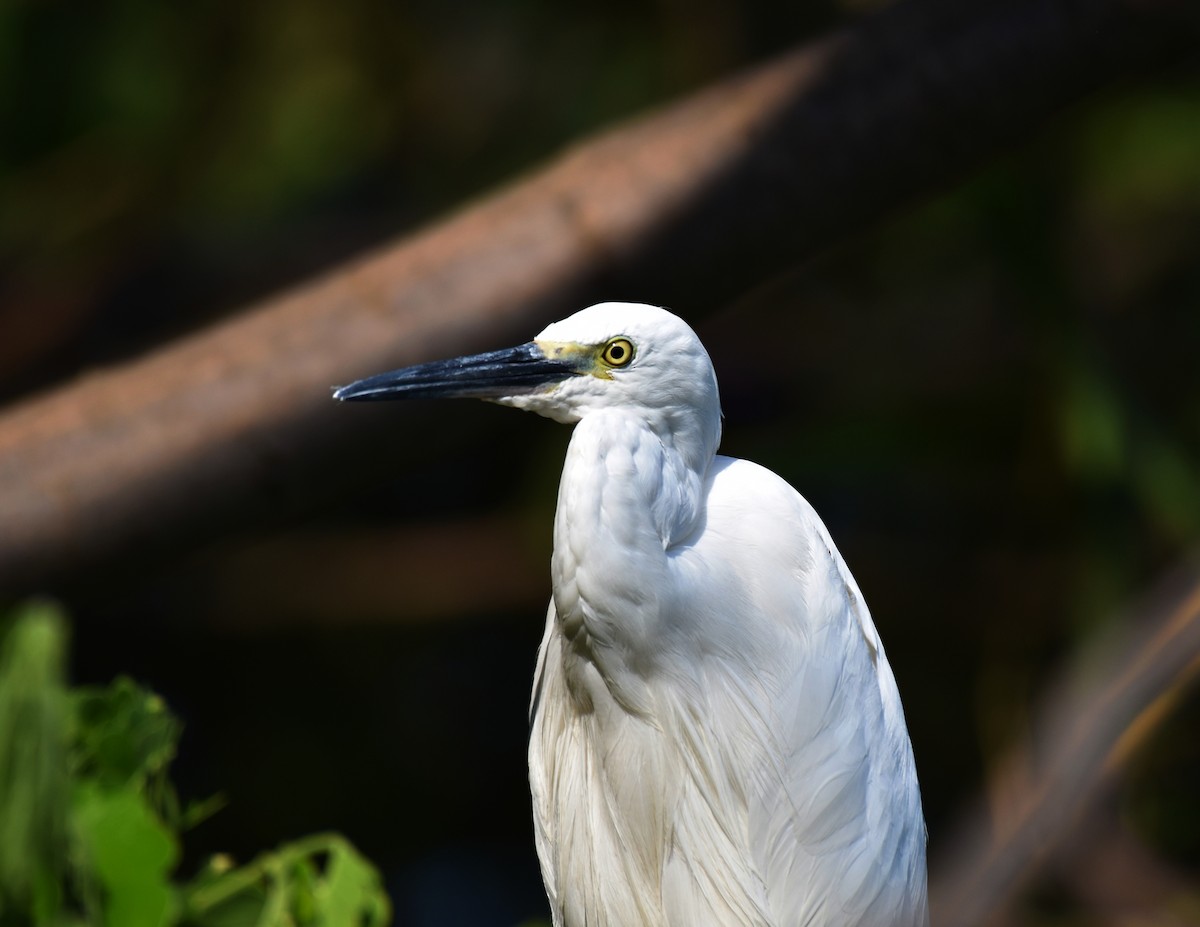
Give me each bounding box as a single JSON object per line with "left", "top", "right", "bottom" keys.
{"left": 530, "top": 457, "right": 927, "bottom": 926}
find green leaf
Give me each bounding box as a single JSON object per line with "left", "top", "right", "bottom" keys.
{"left": 0, "top": 600, "right": 70, "bottom": 922}
{"left": 181, "top": 836, "right": 390, "bottom": 927}
{"left": 71, "top": 783, "right": 180, "bottom": 927}
{"left": 313, "top": 840, "right": 388, "bottom": 927}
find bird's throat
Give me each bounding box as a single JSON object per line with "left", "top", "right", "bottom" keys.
{"left": 550, "top": 412, "right": 704, "bottom": 712}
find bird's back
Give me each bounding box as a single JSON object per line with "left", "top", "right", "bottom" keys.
{"left": 530, "top": 455, "right": 928, "bottom": 927}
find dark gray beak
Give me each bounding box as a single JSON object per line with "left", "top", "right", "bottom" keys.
{"left": 332, "top": 342, "right": 579, "bottom": 402}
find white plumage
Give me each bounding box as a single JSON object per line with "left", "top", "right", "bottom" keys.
{"left": 335, "top": 302, "right": 928, "bottom": 927}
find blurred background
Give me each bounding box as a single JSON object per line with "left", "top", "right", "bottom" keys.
{"left": 2, "top": 0, "right": 1198, "bottom": 924}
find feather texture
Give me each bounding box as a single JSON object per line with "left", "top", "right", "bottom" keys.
{"left": 531, "top": 432, "right": 927, "bottom": 926}
{"left": 338, "top": 300, "right": 927, "bottom": 926}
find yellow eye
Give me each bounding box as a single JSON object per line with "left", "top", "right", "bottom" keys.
{"left": 600, "top": 338, "right": 635, "bottom": 368}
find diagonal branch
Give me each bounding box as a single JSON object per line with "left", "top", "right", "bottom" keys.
{"left": 929, "top": 555, "right": 1200, "bottom": 927}
{"left": 1, "top": 0, "right": 1196, "bottom": 595}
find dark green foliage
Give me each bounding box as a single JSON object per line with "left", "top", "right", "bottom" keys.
{"left": 0, "top": 603, "right": 391, "bottom": 927}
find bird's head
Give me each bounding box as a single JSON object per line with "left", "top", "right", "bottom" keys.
{"left": 334, "top": 302, "right": 722, "bottom": 462}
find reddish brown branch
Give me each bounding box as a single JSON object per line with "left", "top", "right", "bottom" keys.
{"left": 0, "top": 0, "right": 1195, "bottom": 595}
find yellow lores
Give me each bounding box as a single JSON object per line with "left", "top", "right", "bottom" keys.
{"left": 536, "top": 337, "right": 636, "bottom": 380}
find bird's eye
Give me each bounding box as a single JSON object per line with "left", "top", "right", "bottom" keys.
{"left": 600, "top": 338, "right": 635, "bottom": 368}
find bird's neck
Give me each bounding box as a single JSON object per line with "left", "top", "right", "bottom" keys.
{"left": 550, "top": 410, "right": 707, "bottom": 714}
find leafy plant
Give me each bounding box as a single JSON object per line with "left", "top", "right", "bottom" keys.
{"left": 0, "top": 601, "right": 391, "bottom": 927}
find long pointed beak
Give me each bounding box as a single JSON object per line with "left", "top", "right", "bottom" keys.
{"left": 332, "top": 342, "right": 579, "bottom": 402}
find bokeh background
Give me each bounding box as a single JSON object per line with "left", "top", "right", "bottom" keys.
{"left": 2, "top": 1, "right": 1199, "bottom": 924}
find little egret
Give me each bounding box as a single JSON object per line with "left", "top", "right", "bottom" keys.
{"left": 334, "top": 302, "right": 928, "bottom": 926}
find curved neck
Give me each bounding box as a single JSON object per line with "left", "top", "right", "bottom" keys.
{"left": 549, "top": 410, "right": 708, "bottom": 713}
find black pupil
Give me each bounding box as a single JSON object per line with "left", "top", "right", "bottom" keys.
{"left": 610, "top": 344, "right": 625, "bottom": 361}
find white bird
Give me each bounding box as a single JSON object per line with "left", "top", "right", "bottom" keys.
{"left": 335, "top": 302, "right": 928, "bottom": 927}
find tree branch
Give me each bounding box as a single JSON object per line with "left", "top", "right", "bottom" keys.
{"left": 1, "top": 0, "right": 1195, "bottom": 595}
{"left": 929, "top": 555, "right": 1200, "bottom": 926}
